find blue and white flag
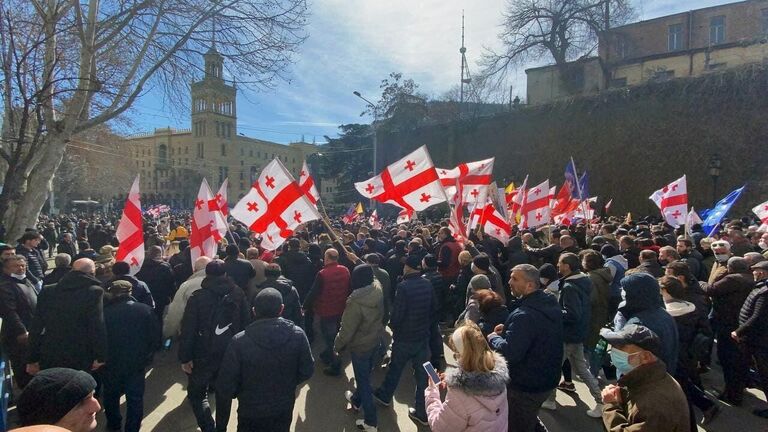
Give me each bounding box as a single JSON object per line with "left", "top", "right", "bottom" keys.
{"left": 564, "top": 158, "right": 587, "bottom": 201}
{"left": 702, "top": 185, "right": 746, "bottom": 236}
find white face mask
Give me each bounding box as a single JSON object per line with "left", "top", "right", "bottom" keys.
{"left": 715, "top": 253, "right": 730, "bottom": 263}
{"left": 759, "top": 241, "right": 767, "bottom": 250}
{"left": 11, "top": 273, "right": 25, "bottom": 280}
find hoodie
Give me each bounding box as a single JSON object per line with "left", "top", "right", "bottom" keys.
{"left": 425, "top": 352, "right": 509, "bottom": 432}
{"left": 489, "top": 289, "right": 563, "bottom": 393}
{"left": 216, "top": 317, "right": 314, "bottom": 419}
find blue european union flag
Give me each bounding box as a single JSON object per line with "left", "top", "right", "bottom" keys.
{"left": 564, "top": 158, "right": 587, "bottom": 200}
{"left": 702, "top": 185, "right": 746, "bottom": 236}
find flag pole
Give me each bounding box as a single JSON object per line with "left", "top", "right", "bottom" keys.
{"left": 569, "top": 157, "right": 590, "bottom": 226}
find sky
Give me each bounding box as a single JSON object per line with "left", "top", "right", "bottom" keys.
{"left": 128, "top": 0, "right": 733, "bottom": 145}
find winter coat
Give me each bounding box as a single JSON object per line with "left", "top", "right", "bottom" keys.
{"left": 437, "top": 236, "right": 463, "bottom": 280}
{"left": 488, "top": 289, "right": 563, "bottom": 393}
{"left": 136, "top": 259, "right": 176, "bottom": 307}
{"left": 423, "top": 270, "right": 447, "bottom": 320}
{"left": 526, "top": 243, "right": 562, "bottom": 266}
{"left": 478, "top": 305, "right": 509, "bottom": 337}
{"left": 605, "top": 255, "right": 628, "bottom": 299}
{"left": 629, "top": 260, "right": 664, "bottom": 278}
{"left": 602, "top": 361, "right": 690, "bottom": 432}
{"left": 169, "top": 249, "right": 193, "bottom": 287}
{"left": 425, "top": 352, "right": 509, "bottom": 432}
{"left": 0, "top": 274, "right": 37, "bottom": 349}
{"left": 28, "top": 271, "right": 107, "bottom": 371}
{"left": 559, "top": 273, "right": 592, "bottom": 344}
{"left": 277, "top": 250, "right": 316, "bottom": 297}
{"left": 16, "top": 244, "right": 47, "bottom": 282}
{"left": 103, "top": 295, "right": 161, "bottom": 374}
{"left": 249, "top": 276, "right": 303, "bottom": 330}
{"left": 163, "top": 269, "right": 206, "bottom": 338}
{"left": 704, "top": 271, "right": 754, "bottom": 331}
{"left": 453, "top": 264, "right": 473, "bottom": 306}
{"left": 735, "top": 283, "right": 768, "bottom": 349}
{"left": 43, "top": 266, "right": 71, "bottom": 286}
{"left": 615, "top": 275, "right": 679, "bottom": 375}
{"left": 586, "top": 268, "right": 612, "bottom": 348}
{"left": 334, "top": 282, "right": 384, "bottom": 354}
{"left": 216, "top": 317, "right": 314, "bottom": 420}
{"left": 223, "top": 257, "right": 256, "bottom": 290}
{"left": 665, "top": 299, "right": 707, "bottom": 380}
{"left": 506, "top": 237, "right": 529, "bottom": 268}
{"left": 56, "top": 242, "right": 77, "bottom": 260}
{"left": 372, "top": 266, "right": 392, "bottom": 325}
{"left": 111, "top": 275, "right": 155, "bottom": 309}
{"left": 390, "top": 272, "right": 435, "bottom": 343}
{"left": 304, "top": 262, "right": 351, "bottom": 318}
{"left": 178, "top": 275, "right": 251, "bottom": 365}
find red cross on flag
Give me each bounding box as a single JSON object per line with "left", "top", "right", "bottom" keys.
{"left": 356, "top": 145, "right": 447, "bottom": 211}
{"left": 752, "top": 200, "right": 768, "bottom": 229}
{"left": 299, "top": 160, "right": 320, "bottom": 204}
{"left": 209, "top": 178, "right": 229, "bottom": 217}
{"left": 231, "top": 158, "right": 321, "bottom": 251}
{"left": 191, "top": 178, "right": 228, "bottom": 263}
{"left": 115, "top": 176, "right": 144, "bottom": 275}
{"left": 368, "top": 210, "right": 382, "bottom": 229}
{"left": 467, "top": 202, "right": 512, "bottom": 244}
{"left": 437, "top": 157, "right": 495, "bottom": 204}
{"left": 551, "top": 182, "right": 579, "bottom": 217}
{"left": 397, "top": 208, "right": 414, "bottom": 224}
{"left": 520, "top": 179, "right": 550, "bottom": 229}
{"left": 649, "top": 175, "right": 688, "bottom": 228}
{"left": 508, "top": 175, "right": 528, "bottom": 223}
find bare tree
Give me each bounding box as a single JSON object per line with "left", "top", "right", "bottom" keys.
{"left": 0, "top": 0, "right": 308, "bottom": 241}
{"left": 481, "top": 0, "right": 633, "bottom": 85}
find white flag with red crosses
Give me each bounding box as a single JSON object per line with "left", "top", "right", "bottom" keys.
{"left": 520, "top": 179, "right": 551, "bottom": 229}
{"left": 649, "top": 175, "right": 688, "bottom": 228}
{"left": 231, "top": 158, "right": 321, "bottom": 251}
{"left": 115, "top": 176, "right": 144, "bottom": 275}
{"left": 753, "top": 200, "right": 768, "bottom": 231}
{"left": 355, "top": 145, "right": 447, "bottom": 211}
{"left": 437, "top": 157, "right": 495, "bottom": 204}
{"left": 299, "top": 160, "right": 320, "bottom": 204}
{"left": 191, "top": 178, "right": 228, "bottom": 263}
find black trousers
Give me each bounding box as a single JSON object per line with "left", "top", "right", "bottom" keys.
{"left": 186, "top": 362, "right": 231, "bottom": 432}
{"left": 237, "top": 411, "right": 293, "bottom": 432}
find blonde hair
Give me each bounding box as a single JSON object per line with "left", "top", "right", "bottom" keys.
{"left": 449, "top": 322, "right": 495, "bottom": 373}
{"left": 458, "top": 250, "right": 473, "bottom": 266}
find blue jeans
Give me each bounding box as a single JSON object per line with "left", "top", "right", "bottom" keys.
{"left": 375, "top": 340, "right": 428, "bottom": 419}
{"left": 320, "top": 316, "right": 341, "bottom": 370}
{"left": 350, "top": 350, "right": 377, "bottom": 426}
{"left": 103, "top": 369, "right": 145, "bottom": 432}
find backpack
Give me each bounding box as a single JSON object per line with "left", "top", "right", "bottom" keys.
{"left": 200, "top": 290, "right": 241, "bottom": 366}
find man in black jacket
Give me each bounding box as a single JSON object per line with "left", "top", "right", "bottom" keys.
{"left": 248, "top": 263, "right": 303, "bottom": 330}
{"left": 27, "top": 258, "right": 107, "bottom": 374}
{"left": 179, "top": 260, "right": 251, "bottom": 432}
{"left": 136, "top": 245, "right": 176, "bottom": 322}
{"left": 16, "top": 231, "right": 47, "bottom": 287}
{"left": 217, "top": 288, "right": 314, "bottom": 432}
{"left": 277, "top": 238, "right": 316, "bottom": 301}
{"left": 0, "top": 255, "right": 38, "bottom": 388}
{"left": 102, "top": 280, "right": 161, "bottom": 432}
{"left": 222, "top": 244, "right": 255, "bottom": 290}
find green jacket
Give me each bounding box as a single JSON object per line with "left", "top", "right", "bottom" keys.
{"left": 334, "top": 282, "right": 384, "bottom": 354}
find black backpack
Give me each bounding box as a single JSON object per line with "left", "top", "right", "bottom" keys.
{"left": 200, "top": 290, "right": 241, "bottom": 365}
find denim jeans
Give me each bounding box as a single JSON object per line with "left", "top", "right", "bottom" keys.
{"left": 547, "top": 343, "right": 602, "bottom": 404}
{"left": 320, "top": 316, "right": 341, "bottom": 371}
{"left": 375, "top": 339, "right": 428, "bottom": 419}
{"left": 103, "top": 369, "right": 145, "bottom": 432}
{"left": 237, "top": 410, "right": 293, "bottom": 432}
{"left": 350, "top": 350, "right": 377, "bottom": 426}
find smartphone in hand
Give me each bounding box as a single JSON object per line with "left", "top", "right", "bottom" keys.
{"left": 423, "top": 361, "right": 440, "bottom": 384}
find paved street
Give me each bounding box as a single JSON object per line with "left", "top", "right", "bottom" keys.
{"left": 84, "top": 331, "right": 768, "bottom": 432}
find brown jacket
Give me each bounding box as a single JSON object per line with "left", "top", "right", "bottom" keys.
{"left": 602, "top": 361, "right": 690, "bottom": 432}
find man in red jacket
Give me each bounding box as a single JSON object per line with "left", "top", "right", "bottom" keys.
{"left": 304, "top": 248, "right": 351, "bottom": 376}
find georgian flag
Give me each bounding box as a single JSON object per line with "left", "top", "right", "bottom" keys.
{"left": 753, "top": 200, "right": 768, "bottom": 231}
{"left": 191, "top": 178, "right": 228, "bottom": 263}
{"left": 355, "top": 145, "right": 447, "bottom": 211}
{"left": 397, "top": 208, "right": 414, "bottom": 224}
{"left": 520, "top": 179, "right": 550, "bottom": 229}
{"left": 231, "top": 158, "right": 321, "bottom": 251}
{"left": 211, "top": 178, "right": 229, "bottom": 217}
{"left": 649, "top": 175, "right": 688, "bottom": 228}
{"left": 509, "top": 175, "right": 528, "bottom": 222}
{"left": 299, "top": 160, "right": 320, "bottom": 204}
{"left": 115, "top": 176, "right": 144, "bottom": 275}
{"left": 437, "top": 157, "right": 495, "bottom": 204}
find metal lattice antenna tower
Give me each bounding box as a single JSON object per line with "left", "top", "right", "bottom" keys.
{"left": 459, "top": 11, "right": 472, "bottom": 104}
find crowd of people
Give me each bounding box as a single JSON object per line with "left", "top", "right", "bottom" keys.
{"left": 0, "top": 210, "right": 767, "bottom": 432}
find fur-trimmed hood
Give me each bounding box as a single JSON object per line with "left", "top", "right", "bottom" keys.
{"left": 445, "top": 352, "right": 509, "bottom": 397}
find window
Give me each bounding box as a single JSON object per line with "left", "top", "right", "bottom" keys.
{"left": 197, "top": 142, "right": 204, "bottom": 158}
{"left": 710, "top": 16, "right": 725, "bottom": 45}
{"left": 668, "top": 24, "right": 683, "bottom": 51}
{"left": 651, "top": 69, "right": 675, "bottom": 81}
{"left": 215, "top": 121, "right": 221, "bottom": 137}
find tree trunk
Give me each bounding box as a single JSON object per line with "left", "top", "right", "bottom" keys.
{"left": 4, "top": 135, "right": 69, "bottom": 242}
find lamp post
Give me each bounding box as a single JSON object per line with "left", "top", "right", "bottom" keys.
{"left": 708, "top": 153, "right": 721, "bottom": 203}
{"left": 353, "top": 90, "right": 378, "bottom": 211}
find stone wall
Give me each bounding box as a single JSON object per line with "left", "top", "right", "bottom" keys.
{"left": 376, "top": 65, "right": 768, "bottom": 216}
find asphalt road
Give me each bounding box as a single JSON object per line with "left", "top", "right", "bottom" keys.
{"left": 81, "top": 331, "right": 768, "bottom": 432}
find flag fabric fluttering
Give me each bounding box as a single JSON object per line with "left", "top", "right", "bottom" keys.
{"left": 368, "top": 210, "right": 381, "bottom": 229}
{"left": 467, "top": 202, "right": 511, "bottom": 244}
{"left": 604, "top": 198, "right": 613, "bottom": 213}
{"left": 753, "top": 200, "right": 768, "bottom": 231}
{"left": 231, "top": 158, "right": 321, "bottom": 251}
{"left": 211, "top": 178, "right": 229, "bottom": 217}
{"left": 355, "top": 145, "right": 447, "bottom": 211}
{"left": 702, "top": 185, "right": 746, "bottom": 236}
{"left": 437, "top": 157, "right": 495, "bottom": 204}
{"left": 299, "top": 160, "right": 320, "bottom": 204}
{"left": 342, "top": 204, "right": 359, "bottom": 224}
{"left": 191, "top": 178, "right": 228, "bottom": 263}
{"left": 564, "top": 158, "right": 584, "bottom": 201}
{"left": 520, "top": 179, "right": 550, "bottom": 229}
{"left": 649, "top": 175, "right": 688, "bottom": 228}
{"left": 397, "top": 208, "right": 414, "bottom": 224}
{"left": 355, "top": 202, "right": 364, "bottom": 214}
{"left": 115, "top": 176, "right": 144, "bottom": 275}
{"left": 685, "top": 208, "right": 704, "bottom": 238}
{"left": 508, "top": 175, "right": 528, "bottom": 222}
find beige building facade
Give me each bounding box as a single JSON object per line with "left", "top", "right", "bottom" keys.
{"left": 123, "top": 47, "right": 326, "bottom": 208}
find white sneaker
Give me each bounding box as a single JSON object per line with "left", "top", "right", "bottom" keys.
{"left": 586, "top": 403, "right": 604, "bottom": 418}
{"left": 541, "top": 400, "right": 557, "bottom": 410}
{"left": 345, "top": 390, "right": 359, "bottom": 411}
{"left": 356, "top": 419, "right": 378, "bottom": 431}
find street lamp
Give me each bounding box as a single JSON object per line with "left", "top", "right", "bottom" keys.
{"left": 708, "top": 153, "right": 721, "bottom": 203}
{"left": 353, "top": 90, "right": 378, "bottom": 210}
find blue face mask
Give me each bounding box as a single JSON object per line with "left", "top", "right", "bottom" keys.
{"left": 610, "top": 348, "right": 636, "bottom": 376}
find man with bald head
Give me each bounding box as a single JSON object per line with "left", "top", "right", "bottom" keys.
{"left": 27, "top": 258, "right": 107, "bottom": 374}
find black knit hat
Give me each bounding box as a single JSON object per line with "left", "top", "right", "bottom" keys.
{"left": 206, "top": 259, "right": 227, "bottom": 276}
{"left": 17, "top": 368, "right": 96, "bottom": 426}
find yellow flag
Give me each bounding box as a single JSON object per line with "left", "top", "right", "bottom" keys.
{"left": 355, "top": 202, "right": 364, "bottom": 214}
{"left": 505, "top": 182, "right": 515, "bottom": 194}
